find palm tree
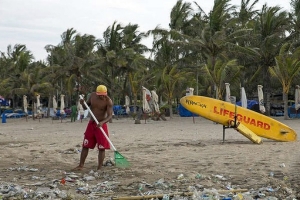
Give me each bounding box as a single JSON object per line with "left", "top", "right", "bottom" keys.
{"left": 149, "top": 26, "right": 193, "bottom": 117}
{"left": 98, "top": 22, "right": 150, "bottom": 106}
{"left": 185, "top": 0, "right": 245, "bottom": 98}
{"left": 288, "top": 0, "right": 300, "bottom": 47}
{"left": 45, "top": 28, "right": 100, "bottom": 106}
{"left": 252, "top": 4, "right": 289, "bottom": 115}
{"left": 269, "top": 43, "right": 300, "bottom": 119}
{"left": 169, "top": 0, "right": 192, "bottom": 31}
{"left": 231, "top": 0, "right": 260, "bottom": 90}
{"left": 97, "top": 21, "right": 125, "bottom": 103}
{"left": 203, "top": 57, "right": 241, "bottom": 100}
{"left": 117, "top": 23, "right": 149, "bottom": 104}
{"left": 0, "top": 44, "right": 34, "bottom": 108}
{"left": 235, "top": 0, "right": 259, "bottom": 27}
{"left": 161, "top": 65, "right": 192, "bottom": 117}
{"left": 0, "top": 50, "right": 14, "bottom": 96}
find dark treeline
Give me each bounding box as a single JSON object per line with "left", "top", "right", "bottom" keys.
{"left": 1, "top": 0, "right": 300, "bottom": 119}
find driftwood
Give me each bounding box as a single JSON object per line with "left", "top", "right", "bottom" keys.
{"left": 111, "top": 189, "right": 248, "bottom": 200}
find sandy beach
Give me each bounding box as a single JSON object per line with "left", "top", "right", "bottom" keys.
{"left": 0, "top": 115, "right": 299, "bottom": 199}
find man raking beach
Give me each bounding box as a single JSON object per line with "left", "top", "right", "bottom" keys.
{"left": 73, "top": 85, "right": 113, "bottom": 171}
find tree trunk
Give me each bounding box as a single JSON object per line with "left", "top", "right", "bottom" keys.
{"left": 169, "top": 104, "right": 173, "bottom": 118}
{"left": 47, "top": 94, "right": 52, "bottom": 118}
{"left": 283, "top": 91, "right": 289, "bottom": 120}
{"left": 263, "top": 66, "right": 271, "bottom": 116}
{"left": 168, "top": 97, "right": 173, "bottom": 118}
{"left": 265, "top": 90, "right": 271, "bottom": 116}
{"left": 11, "top": 97, "right": 13, "bottom": 109}
{"left": 133, "top": 93, "right": 138, "bottom": 114}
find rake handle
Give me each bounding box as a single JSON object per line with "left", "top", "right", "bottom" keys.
{"left": 79, "top": 95, "right": 117, "bottom": 151}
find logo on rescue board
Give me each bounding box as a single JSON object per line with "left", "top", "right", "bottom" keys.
{"left": 213, "top": 106, "right": 270, "bottom": 130}
{"left": 185, "top": 99, "right": 206, "bottom": 108}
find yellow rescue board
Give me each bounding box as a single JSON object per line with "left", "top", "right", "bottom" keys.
{"left": 180, "top": 95, "right": 297, "bottom": 142}
{"left": 229, "top": 120, "right": 262, "bottom": 144}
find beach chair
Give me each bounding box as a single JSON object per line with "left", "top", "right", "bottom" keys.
{"left": 56, "top": 110, "right": 66, "bottom": 122}
{"left": 288, "top": 107, "right": 300, "bottom": 118}
{"left": 113, "top": 105, "right": 126, "bottom": 119}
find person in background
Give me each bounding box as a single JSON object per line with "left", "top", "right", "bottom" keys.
{"left": 70, "top": 103, "right": 77, "bottom": 122}
{"left": 77, "top": 99, "right": 85, "bottom": 122}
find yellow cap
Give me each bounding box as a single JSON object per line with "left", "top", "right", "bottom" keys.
{"left": 96, "top": 85, "right": 107, "bottom": 95}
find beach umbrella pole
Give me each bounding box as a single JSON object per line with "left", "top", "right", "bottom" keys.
{"left": 79, "top": 95, "right": 130, "bottom": 168}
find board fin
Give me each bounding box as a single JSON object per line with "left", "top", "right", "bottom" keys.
{"left": 229, "top": 120, "right": 262, "bottom": 144}
{"left": 280, "top": 129, "right": 289, "bottom": 134}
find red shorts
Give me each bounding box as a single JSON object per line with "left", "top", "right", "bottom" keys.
{"left": 82, "top": 121, "right": 110, "bottom": 150}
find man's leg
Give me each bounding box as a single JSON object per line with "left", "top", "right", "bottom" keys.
{"left": 97, "top": 149, "right": 105, "bottom": 170}
{"left": 73, "top": 147, "right": 89, "bottom": 170}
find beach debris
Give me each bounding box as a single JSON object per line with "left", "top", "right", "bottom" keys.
{"left": 279, "top": 163, "right": 286, "bottom": 168}
{"left": 83, "top": 175, "right": 95, "bottom": 181}
{"left": 62, "top": 147, "right": 80, "bottom": 154}
{"left": 8, "top": 166, "right": 38, "bottom": 172}
{"left": 214, "top": 174, "right": 227, "bottom": 181}
{"left": 0, "top": 164, "right": 296, "bottom": 199}
{"left": 283, "top": 187, "right": 293, "bottom": 195}
{"left": 138, "top": 183, "right": 144, "bottom": 191}
{"left": 60, "top": 178, "right": 66, "bottom": 185}
{"left": 0, "top": 183, "right": 67, "bottom": 199}
{"left": 154, "top": 178, "right": 169, "bottom": 189}
{"left": 29, "top": 168, "right": 38, "bottom": 172}
{"left": 67, "top": 173, "right": 80, "bottom": 179}
{"left": 177, "top": 174, "right": 184, "bottom": 180}
{"left": 195, "top": 173, "right": 202, "bottom": 179}
{"left": 104, "top": 157, "right": 115, "bottom": 166}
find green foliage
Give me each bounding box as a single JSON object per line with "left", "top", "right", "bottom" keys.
{"left": 0, "top": 0, "right": 299, "bottom": 118}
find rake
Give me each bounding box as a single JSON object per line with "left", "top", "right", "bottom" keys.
{"left": 79, "top": 95, "right": 130, "bottom": 168}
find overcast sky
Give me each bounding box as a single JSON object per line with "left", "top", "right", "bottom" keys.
{"left": 0, "top": 0, "right": 291, "bottom": 61}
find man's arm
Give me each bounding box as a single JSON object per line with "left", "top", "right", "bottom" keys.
{"left": 80, "top": 94, "right": 91, "bottom": 109}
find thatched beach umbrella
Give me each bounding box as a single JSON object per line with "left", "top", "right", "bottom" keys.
{"left": 258, "top": 85, "right": 265, "bottom": 113}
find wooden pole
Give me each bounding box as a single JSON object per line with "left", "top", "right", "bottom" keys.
{"left": 111, "top": 189, "right": 248, "bottom": 200}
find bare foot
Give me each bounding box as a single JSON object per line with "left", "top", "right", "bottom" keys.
{"left": 72, "top": 166, "right": 84, "bottom": 171}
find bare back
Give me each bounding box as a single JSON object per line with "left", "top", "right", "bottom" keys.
{"left": 86, "top": 92, "right": 113, "bottom": 123}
